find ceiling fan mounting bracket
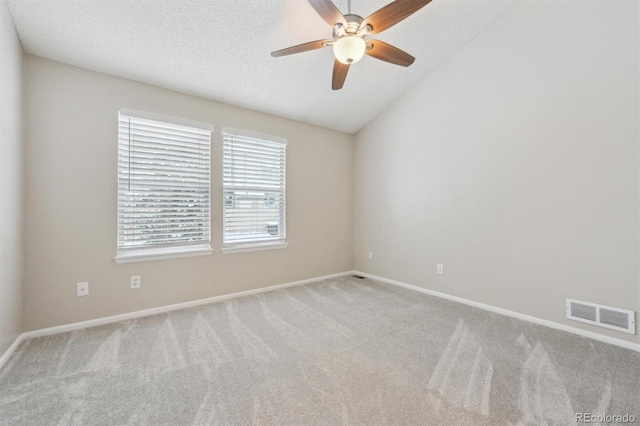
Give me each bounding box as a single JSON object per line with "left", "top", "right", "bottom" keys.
{"left": 357, "top": 24, "right": 373, "bottom": 36}
{"left": 333, "top": 14, "right": 368, "bottom": 42}
{"left": 343, "top": 14, "right": 364, "bottom": 35}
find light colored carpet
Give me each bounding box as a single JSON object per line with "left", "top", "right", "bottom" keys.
{"left": 0, "top": 276, "right": 638, "bottom": 425}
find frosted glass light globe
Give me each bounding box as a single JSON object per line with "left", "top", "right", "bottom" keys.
{"left": 333, "top": 36, "right": 366, "bottom": 64}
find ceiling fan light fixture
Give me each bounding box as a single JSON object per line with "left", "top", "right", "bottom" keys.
{"left": 333, "top": 36, "right": 366, "bottom": 64}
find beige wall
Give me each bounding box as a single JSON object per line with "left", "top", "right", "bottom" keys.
{"left": 23, "top": 56, "right": 354, "bottom": 330}
{"left": 15, "top": 0, "right": 640, "bottom": 347}
{"left": 0, "top": 0, "right": 24, "bottom": 354}
{"left": 354, "top": 0, "right": 640, "bottom": 344}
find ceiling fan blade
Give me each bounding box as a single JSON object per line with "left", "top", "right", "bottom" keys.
{"left": 332, "top": 59, "right": 349, "bottom": 90}
{"left": 362, "top": 0, "right": 433, "bottom": 35}
{"left": 271, "top": 40, "right": 332, "bottom": 57}
{"left": 366, "top": 40, "right": 415, "bottom": 67}
{"left": 307, "top": 0, "right": 347, "bottom": 27}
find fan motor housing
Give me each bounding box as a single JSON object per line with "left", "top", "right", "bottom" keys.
{"left": 334, "top": 14, "right": 365, "bottom": 39}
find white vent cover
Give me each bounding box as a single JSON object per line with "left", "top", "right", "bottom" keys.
{"left": 566, "top": 299, "right": 635, "bottom": 334}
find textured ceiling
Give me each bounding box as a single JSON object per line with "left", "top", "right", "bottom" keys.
{"left": 7, "top": 0, "right": 519, "bottom": 134}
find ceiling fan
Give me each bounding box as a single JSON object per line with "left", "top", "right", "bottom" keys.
{"left": 271, "top": 0, "right": 433, "bottom": 90}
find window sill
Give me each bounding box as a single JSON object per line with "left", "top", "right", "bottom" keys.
{"left": 115, "top": 247, "right": 213, "bottom": 264}
{"left": 221, "top": 242, "right": 288, "bottom": 254}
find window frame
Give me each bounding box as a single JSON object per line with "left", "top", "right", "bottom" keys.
{"left": 221, "top": 128, "right": 288, "bottom": 254}
{"left": 114, "top": 108, "right": 214, "bottom": 264}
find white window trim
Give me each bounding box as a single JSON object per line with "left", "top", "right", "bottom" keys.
{"left": 115, "top": 246, "right": 213, "bottom": 264}
{"left": 222, "top": 128, "right": 287, "bottom": 254}
{"left": 221, "top": 241, "right": 288, "bottom": 255}
{"left": 116, "top": 109, "right": 213, "bottom": 263}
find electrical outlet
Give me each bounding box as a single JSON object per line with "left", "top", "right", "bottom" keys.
{"left": 437, "top": 264, "right": 444, "bottom": 275}
{"left": 131, "top": 275, "right": 141, "bottom": 289}
{"left": 368, "top": 251, "right": 373, "bottom": 260}
{"left": 77, "top": 282, "right": 89, "bottom": 297}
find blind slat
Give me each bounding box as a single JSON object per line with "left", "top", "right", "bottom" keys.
{"left": 119, "top": 135, "right": 209, "bottom": 153}
{"left": 119, "top": 229, "right": 211, "bottom": 237}
{"left": 123, "top": 118, "right": 211, "bottom": 137}
{"left": 118, "top": 181, "right": 209, "bottom": 190}
{"left": 119, "top": 125, "right": 210, "bottom": 143}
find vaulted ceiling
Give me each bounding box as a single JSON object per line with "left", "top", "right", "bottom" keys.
{"left": 7, "top": 0, "right": 519, "bottom": 133}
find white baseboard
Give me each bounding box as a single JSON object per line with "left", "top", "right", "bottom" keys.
{"left": 0, "top": 333, "right": 27, "bottom": 371}
{"left": 7, "top": 269, "right": 634, "bottom": 368}
{"left": 21, "top": 271, "right": 354, "bottom": 340}
{"left": 354, "top": 271, "right": 640, "bottom": 353}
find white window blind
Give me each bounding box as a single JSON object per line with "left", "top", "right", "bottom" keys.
{"left": 117, "top": 109, "right": 212, "bottom": 259}
{"left": 223, "top": 129, "right": 286, "bottom": 248}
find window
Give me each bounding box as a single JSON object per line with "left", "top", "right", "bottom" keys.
{"left": 116, "top": 109, "right": 213, "bottom": 263}
{"left": 222, "top": 129, "right": 287, "bottom": 253}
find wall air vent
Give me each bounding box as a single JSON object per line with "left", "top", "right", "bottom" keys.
{"left": 566, "top": 299, "right": 635, "bottom": 335}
